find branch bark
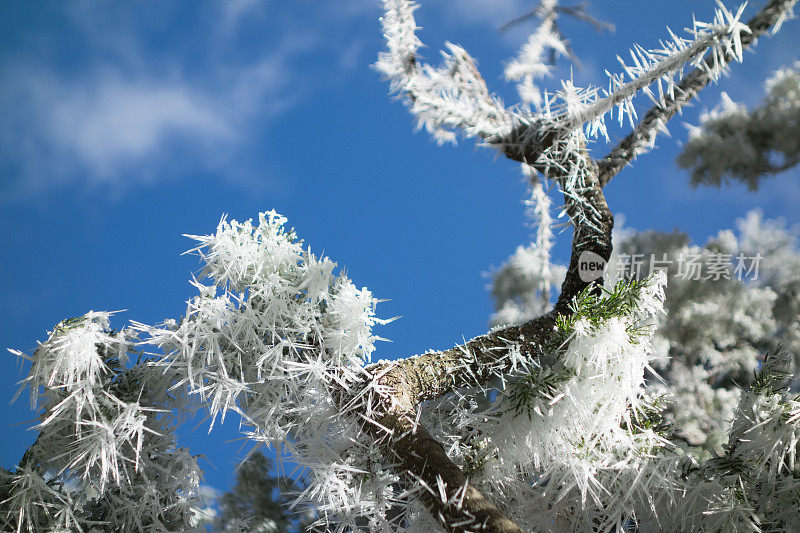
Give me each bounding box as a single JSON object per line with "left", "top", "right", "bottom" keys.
{"left": 345, "top": 143, "right": 613, "bottom": 532}
{"left": 596, "top": 0, "right": 798, "bottom": 187}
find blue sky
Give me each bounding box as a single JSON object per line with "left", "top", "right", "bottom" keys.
{"left": 1, "top": 0, "right": 798, "bottom": 494}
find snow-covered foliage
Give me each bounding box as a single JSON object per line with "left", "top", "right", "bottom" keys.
{"left": 141, "top": 211, "right": 383, "bottom": 438}
{"left": 487, "top": 213, "right": 800, "bottom": 530}
{"left": 492, "top": 209, "right": 800, "bottom": 457}
{"left": 660, "top": 349, "right": 800, "bottom": 531}
{"left": 11, "top": 206, "right": 797, "bottom": 532}
{"left": 431, "top": 274, "right": 671, "bottom": 531}
{"left": 9, "top": 209, "right": 797, "bottom": 531}
{"left": 138, "top": 212, "right": 398, "bottom": 531}
{"left": 3, "top": 313, "right": 201, "bottom": 532}
{"left": 3, "top": 213, "right": 388, "bottom": 532}
{"left": 5, "top": 1, "right": 800, "bottom": 531}
{"left": 679, "top": 62, "right": 800, "bottom": 189}
{"left": 619, "top": 211, "right": 800, "bottom": 455}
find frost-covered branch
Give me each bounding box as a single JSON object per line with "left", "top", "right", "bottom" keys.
{"left": 350, "top": 140, "right": 613, "bottom": 530}
{"left": 570, "top": 2, "right": 751, "bottom": 136}
{"left": 376, "top": 0, "right": 515, "bottom": 144}
{"left": 504, "top": 3, "right": 567, "bottom": 109}
{"left": 597, "top": 0, "right": 798, "bottom": 186}
{"left": 3, "top": 314, "right": 200, "bottom": 532}
{"left": 503, "top": 1, "right": 612, "bottom": 108}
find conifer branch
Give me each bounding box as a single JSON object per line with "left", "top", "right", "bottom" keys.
{"left": 597, "top": 0, "right": 798, "bottom": 186}
{"left": 356, "top": 142, "right": 613, "bottom": 531}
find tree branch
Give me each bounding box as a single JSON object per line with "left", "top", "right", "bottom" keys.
{"left": 375, "top": 4, "right": 618, "bottom": 528}
{"left": 366, "top": 145, "right": 612, "bottom": 410}
{"left": 358, "top": 371, "right": 530, "bottom": 533}
{"left": 345, "top": 142, "right": 613, "bottom": 532}
{"left": 596, "top": 0, "right": 797, "bottom": 187}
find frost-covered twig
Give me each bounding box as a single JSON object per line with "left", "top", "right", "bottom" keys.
{"left": 569, "top": 2, "right": 752, "bottom": 138}
{"left": 503, "top": 1, "right": 603, "bottom": 109}
{"left": 4, "top": 314, "right": 200, "bottom": 532}
{"left": 376, "top": 0, "right": 515, "bottom": 144}
{"left": 597, "top": 0, "right": 798, "bottom": 186}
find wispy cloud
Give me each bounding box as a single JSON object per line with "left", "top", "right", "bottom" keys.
{"left": 219, "top": 0, "right": 263, "bottom": 30}
{"left": 0, "top": 63, "right": 289, "bottom": 198}
{"left": 0, "top": 2, "right": 376, "bottom": 200}
{"left": 48, "top": 75, "right": 232, "bottom": 179}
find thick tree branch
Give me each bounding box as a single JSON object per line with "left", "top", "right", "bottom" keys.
{"left": 345, "top": 143, "right": 613, "bottom": 532}
{"left": 365, "top": 146, "right": 611, "bottom": 412}
{"left": 358, "top": 373, "right": 529, "bottom": 533}
{"left": 596, "top": 0, "right": 797, "bottom": 187}
{"left": 342, "top": 314, "right": 555, "bottom": 532}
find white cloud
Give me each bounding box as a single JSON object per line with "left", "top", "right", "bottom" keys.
{"left": 0, "top": 56, "right": 291, "bottom": 196}
{"left": 220, "top": 0, "right": 263, "bottom": 30}
{"left": 0, "top": 2, "right": 364, "bottom": 198}
{"left": 49, "top": 77, "right": 233, "bottom": 179}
